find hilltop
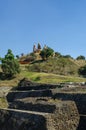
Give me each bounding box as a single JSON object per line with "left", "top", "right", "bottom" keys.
{"left": 18, "top": 44, "right": 86, "bottom": 76}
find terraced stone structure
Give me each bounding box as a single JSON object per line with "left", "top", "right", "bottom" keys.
{"left": 0, "top": 78, "right": 86, "bottom": 130}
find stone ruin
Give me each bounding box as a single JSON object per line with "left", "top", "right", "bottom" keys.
{"left": 0, "top": 78, "right": 86, "bottom": 130}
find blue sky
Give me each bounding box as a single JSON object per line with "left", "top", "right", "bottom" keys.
{"left": 0, "top": 0, "right": 86, "bottom": 58}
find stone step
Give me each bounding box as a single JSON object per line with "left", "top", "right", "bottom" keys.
{"left": 7, "top": 89, "right": 52, "bottom": 102}
{"left": 9, "top": 100, "right": 56, "bottom": 113}
{"left": 1, "top": 108, "right": 49, "bottom": 116}
{"left": 0, "top": 101, "right": 80, "bottom": 130}
{"left": 0, "top": 108, "right": 47, "bottom": 130}
{"left": 53, "top": 93, "right": 86, "bottom": 115}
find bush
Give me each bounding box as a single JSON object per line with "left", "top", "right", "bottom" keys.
{"left": 78, "top": 65, "right": 86, "bottom": 76}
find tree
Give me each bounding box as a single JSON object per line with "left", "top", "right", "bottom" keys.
{"left": 78, "top": 65, "right": 86, "bottom": 76}
{"left": 40, "top": 46, "right": 54, "bottom": 60}
{"left": 0, "top": 49, "right": 20, "bottom": 78}
{"left": 76, "top": 55, "right": 85, "bottom": 60}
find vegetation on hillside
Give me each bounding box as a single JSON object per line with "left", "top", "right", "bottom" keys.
{"left": 0, "top": 49, "right": 20, "bottom": 78}
{"left": 0, "top": 44, "right": 86, "bottom": 87}
{"left": 27, "top": 57, "right": 79, "bottom": 76}
{"left": 0, "top": 70, "right": 86, "bottom": 87}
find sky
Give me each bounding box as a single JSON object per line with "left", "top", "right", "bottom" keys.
{"left": 0, "top": 0, "right": 86, "bottom": 58}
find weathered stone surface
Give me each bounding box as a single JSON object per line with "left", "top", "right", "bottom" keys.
{"left": 0, "top": 109, "right": 47, "bottom": 130}
{"left": 45, "top": 101, "right": 79, "bottom": 130}
{"left": 0, "top": 101, "right": 79, "bottom": 130}
{"left": 53, "top": 93, "right": 86, "bottom": 115}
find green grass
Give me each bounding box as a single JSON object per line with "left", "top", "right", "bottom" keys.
{"left": 19, "top": 71, "right": 86, "bottom": 84}
{"left": 0, "top": 69, "right": 86, "bottom": 87}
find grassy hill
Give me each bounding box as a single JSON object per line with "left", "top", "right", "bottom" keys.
{"left": 0, "top": 57, "right": 86, "bottom": 87}
{"left": 26, "top": 57, "right": 84, "bottom": 76}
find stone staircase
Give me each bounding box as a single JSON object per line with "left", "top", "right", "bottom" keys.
{"left": 0, "top": 82, "right": 86, "bottom": 130}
